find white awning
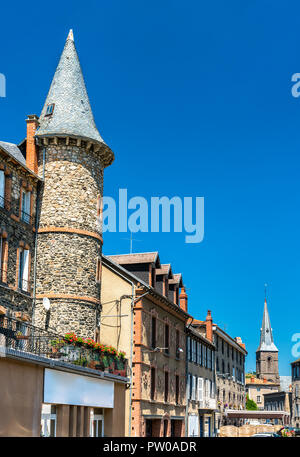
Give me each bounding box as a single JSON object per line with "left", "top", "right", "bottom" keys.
{"left": 44, "top": 369, "right": 114, "bottom": 408}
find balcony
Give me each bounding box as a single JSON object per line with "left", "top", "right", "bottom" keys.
{"left": 0, "top": 315, "right": 128, "bottom": 378}
{"left": 199, "top": 398, "right": 217, "bottom": 410}
{"left": 0, "top": 194, "right": 34, "bottom": 226}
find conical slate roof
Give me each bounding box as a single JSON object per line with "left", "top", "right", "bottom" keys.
{"left": 257, "top": 299, "right": 278, "bottom": 352}
{"left": 36, "top": 30, "right": 111, "bottom": 152}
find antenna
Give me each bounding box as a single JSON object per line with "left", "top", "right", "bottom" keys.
{"left": 264, "top": 283, "right": 268, "bottom": 301}
{"left": 122, "top": 231, "right": 141, "bottom": 253}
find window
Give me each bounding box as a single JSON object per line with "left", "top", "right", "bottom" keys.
{"left": 192, "top": 375, "right": 196, "bottom": 401}
{"left": 205, "top": 379, "right": 210, "bottom": 400}
{"left": 150, "top": 367, "right": 156, "bottom": 400}
{"left": 257, "top": 396, "right": 261, "bottom": 403}
{"left": 197, "top": 377, "right": 204, "bottom": 402}
{"left": 175, "top": 375, "right": 179, "bottom": 404}
{"left": 204, "top": 346, "right": 207, "bottom": 367}
{"left": 18, "top": 247, "right": 29, "bottom": 291}
{"left": 21, "top": 189, "right": 31, "bottom": 224}
{"left": 188, "top": 374, "right": 193, "bottom": 400}
{"left": 222, "top": 339, "right": 224, "bottom": 354}
{"left": 164, "top": 324, "right": 169, "bottom": 354}
{"left": 90, "top": 408, "right": 104, "bottom": 437}
{"left": 0, "top": 170, "right": 4, "bottom": 208}
{"left": 151, "top": 316, "right": 156, "bottom": 349}
{"left": 216, "top": 357, "right": 219, "bottom": 372}
{"left": 207, "top": 348, "right": 212, "bottom": 370}
{"left": 192, "top": 339, "right": 196, "bottom": 362}
{"left": 41, "top": 404, "right": 56, "bottom": 437}
{"left": 227, "top": 344, "right": 230, "bottom": 357}
{"left": 175, "top": 329, "right": 180, "bottom": 358}
{"left": 164, "top": 371, "right": 169, "bottom": 402}
{"left": 187, "top": 336, "right": 191, "bottom": 361}
{"left": 211, "top": 381, "right": 215, "bottom": 399}
{"left": 45, "top": 103, "right": 55, "bottom": 116}
{"left": 0, "top": 235, "right": 7, "bottom": 282}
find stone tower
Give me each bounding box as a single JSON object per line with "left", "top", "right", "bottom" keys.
{"left": 33, "top": 30, "right": 114, "bottom": 337}
{"left": 256, "top": 299, "right": 280, "bottom": 383}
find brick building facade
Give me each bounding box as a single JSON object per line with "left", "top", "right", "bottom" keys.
{"left": 101, "top": 253, "right": 189, "bottom": 437}
{"left": 193, "top": 317, "right": 247, "bottom": 428}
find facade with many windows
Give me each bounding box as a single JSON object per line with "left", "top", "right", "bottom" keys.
{"left": 101, "top": 253, "right": 189, "bottom": 437}
{"left": 193, "top": 318, "right": 247, "bottom": 428}
{"left": 186, "top": 321, "right": 216, "bottom": 437}
{"left": 291, "top": 358, "right": 300, "bottom": 427}
{"left": 0, "top": 140, "right": 39, "bottom": 321}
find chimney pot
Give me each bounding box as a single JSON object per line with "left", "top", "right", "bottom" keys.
{"left": 205, "top": 309, "right": 213, "bottom": 342}
{"left": 179, "top": 286, "right": 188, "bottom": 313}
{"left": 26, "top": 115, "right": 39, "bottom": 173}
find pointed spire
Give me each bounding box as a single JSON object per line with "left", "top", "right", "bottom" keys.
{"left": 257, "top": 298, "right": 278, "bottom": 352}
{"left": 36, "top": 30, "right": 114, "bottom": 165}
{"left": 67, "top": 29, "right": 74, "bottom": 41}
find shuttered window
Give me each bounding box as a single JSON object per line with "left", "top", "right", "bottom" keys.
{"left": 197, "top": 377, "right": 204, "bottom": 402}
{"left": 19, "top": 248, "right": 29, "bottom": 291}
{"left": 205, "top": 379, "right": 210, "bottom": 400}
{"left": 21, "top": 190, "right": 31, "bottom": 224}
{"left": 192, "top": 376, "right": 196, "bottom": 400}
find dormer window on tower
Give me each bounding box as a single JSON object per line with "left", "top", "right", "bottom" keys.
{"left": 45, "top": 103, "right": 55, "bottom": 117}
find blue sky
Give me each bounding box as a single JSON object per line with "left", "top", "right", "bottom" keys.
{"left": 1, "top": 0, "right": 299, "bottom": 375}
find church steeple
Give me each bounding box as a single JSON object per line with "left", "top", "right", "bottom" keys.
{"left": 257, "top": 299, "right": 278, "bottom": 352}
{"left": 36, "top": 29, "right": 114, "bottom": 166}
{"left": 256, "top": 297, "right": 279, "bottom": 383}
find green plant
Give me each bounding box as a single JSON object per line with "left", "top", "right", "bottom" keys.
{"left": 245, "top": 395, "right": 258, "bottom": 410}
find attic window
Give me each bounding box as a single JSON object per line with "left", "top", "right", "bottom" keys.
{"left": 45, "top": 103, "right": 55, "bottom": 117}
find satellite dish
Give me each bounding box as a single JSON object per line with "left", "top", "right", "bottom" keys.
{"left": 43, "top": 297, "right": 51, "bottom": 311}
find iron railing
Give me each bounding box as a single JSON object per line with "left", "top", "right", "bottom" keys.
{"left": 0, "top": 314, "right": 128, "bottom": 377}
{"left": 17, "top": 277, "right": 30, "bottom": 293}
{"left": 0, "top": 195, "right": 34, "bottom": 226}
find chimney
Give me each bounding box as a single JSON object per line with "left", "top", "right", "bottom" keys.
{"left": 179, "top": 286, "right": 188, "bottom": 312}
{"left": 205, "top": 310, "right": 213, "bottom": 342}
{"left": 26, "top": 115, "right": 39, "bottom": 173}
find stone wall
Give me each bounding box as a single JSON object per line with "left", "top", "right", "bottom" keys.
{"left": 0, "top": 150, "right": 38, "bottom": 318}
{"left": 256, "top": 350, "right": 280, "bottom": 383}
{"left": 34, "top": 139, "right": 105, "bottom": 337}
{"left": 219, "top": 424, "right": 282, "bottom": 437}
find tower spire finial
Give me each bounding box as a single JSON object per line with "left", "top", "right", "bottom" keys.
{"left": 67, "top": 29, "right": 74, "bottom": 41}
{"left": 264, "top": 283, "right": 267, "bottom": 302}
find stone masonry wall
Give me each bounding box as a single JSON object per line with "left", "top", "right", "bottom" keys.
{"left": 0, "top": 150, "right": 38, "bottom": 318}
{"left": 34, "top": 139, "right": 105, "bottom": 338}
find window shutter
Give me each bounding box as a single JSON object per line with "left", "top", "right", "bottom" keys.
{"left": 0, "top": 171, "right": 4, "bottom": 206}
{"left": 22, "top": 249, "right": 29, "bottom": 290}
{"left": 206, "top": 379, "right": 210, "bottom": 400}
{"left": 197, "top": 377, "right": 203, "bottom": 402}
{"left": 187, "top": 374, "right": 191, "bottom": 400}
{"left": 211, "top": 381, "right": 215, "bottom": 398}
{"left": 192, "top": 376, "right": 196, "bottom": 400}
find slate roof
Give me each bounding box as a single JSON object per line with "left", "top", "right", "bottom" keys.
{"left": 107, "top": 252, "right": 160, "bottom": 265}
{"left": 257, "top": 299, "right": 278, "bottom": 352}
{"left": 36, "top": 30, "right": 114, "bottom": 165}
{"left": 0, "top": 141, "right": 26, "bottom": 165}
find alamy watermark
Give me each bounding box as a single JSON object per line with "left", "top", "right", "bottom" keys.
{"left": 97, "top": 189, "right": 204, "bottom": 244}
{"left": 0, "top": 73, "right": 6, "bottom": 97}
{"left": 292, "top": 333, "right": 300, "bottom": 358}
